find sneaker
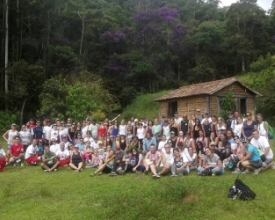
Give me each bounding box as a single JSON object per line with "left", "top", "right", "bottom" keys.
{"left": 5, "top": 162, "right": 9, "bottom": 166}
{"left": 97, "top": 172, "right": 102, "bottom": 175}
{"left": 253, "top": 168, "right": 261, "bottom": 175}
{"left": 242, "top": 169, "right": 251, "bottom": 174}
{"left": 13, "top": 163, "right": 16, "bottom": 167}
{"left": 109, "top": 172, "right": 117, "bottom": 176}
{"left": 44, "top": 169, "right": 50, "bottom": 172}
{"left": 152, "top": 174, "right": 160, "bottom": 179}
{"left": 144, "top": 169, "right": 149, "bottom": 175}
{"left": 90, "top": 173, "right": 95, "bottom": 177}
{"left": 170, "top": 174, "right": 178, "bottom": 177}
{"left": 232, "top": 169, "right": 241, "bottom": 174}
{"left": 120, "top": 170, "right": 125, "bottom": 175}
{"left": 16, "top": 159, "right": 21, "bottom": 163}
{"left": 21, "top": 163, "right": 24, "bottom": 167}
{"left": 54, "top": 169, "right": 57, "bottom": 172}
{"left": 271, "top": 162, "right": 275, "bottom": 169}
{"left": 212, "top": 173, "right": 216, "bottom": 176}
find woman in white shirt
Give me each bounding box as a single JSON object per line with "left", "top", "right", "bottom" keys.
{"left": 233, "top": 117, "right": 243, "bottom": 138}
{"left": 19, "top": 125, "right": 31, "bottom": 152}
{"left": 256, "top": 113, "right": 269, "bottom": 139}
{"left": 119, "top": 119, "right": 127, "bottom": 136}
{"left": 50, "top": 124, "right": 59, "bottom": 142}
{"left": 136, "top": 122, "right": 145, "bottom": 146}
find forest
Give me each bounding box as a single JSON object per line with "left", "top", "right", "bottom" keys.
{"left": 0, "top": 0, "right": 275, "bottom": 125}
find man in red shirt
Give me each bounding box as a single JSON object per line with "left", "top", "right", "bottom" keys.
{"left": 9, "top": 136, "right": 24, "bottom": 166}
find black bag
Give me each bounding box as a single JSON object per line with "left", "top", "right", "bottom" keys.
{"left": 261, "top": 154, "right": 266, "bottom": 162}
{"left": 232, "top": 175, "right": 256, "bottom": 200}
{"left": 201, "top": 168, "right": 212, "bottom": 176}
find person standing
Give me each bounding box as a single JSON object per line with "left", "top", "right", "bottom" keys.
{"left": 19, "top": 124, "right": 31, "bottom": 152}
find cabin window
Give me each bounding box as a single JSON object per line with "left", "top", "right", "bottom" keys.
{"left": 168, "top": 101, "right": 178, "bottom": 117}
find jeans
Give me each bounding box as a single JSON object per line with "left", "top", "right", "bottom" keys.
{"left": 197, "top": 166, "right": 225, "bottom": 175}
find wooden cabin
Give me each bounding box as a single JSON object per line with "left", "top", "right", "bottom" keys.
{"left": 155, "top": 77, "right": 261, "bottom": 118}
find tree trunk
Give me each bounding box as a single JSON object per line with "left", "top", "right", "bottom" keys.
{"left": 4, "top": 0, "right": 9, "bottom": 111}
{"left": 178, "top": 63, "right": 181, "bottom": 81}
{"left": 20, "top": 98, "right": 27, "bottom": 125}
{"left": 241, "top": 57, "right": 245, "bottom": 73}
{"left": 79, "top": 18, "right": 84, "bottom": 61}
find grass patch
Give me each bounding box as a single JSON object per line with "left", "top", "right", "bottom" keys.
{"left": 120, "top": 90, "right": 171, "bottom": 120}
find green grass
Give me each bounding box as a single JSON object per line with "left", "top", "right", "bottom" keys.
{"left": 120, "top": 90, "right": 171, "bottom": 120}
{"left": 1, "top": 140, "right": 275, "bottom": 219}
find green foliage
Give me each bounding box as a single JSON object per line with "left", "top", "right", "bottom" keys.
{"left": 249, "top": 53, "right": 274, "bottom": 72}
{"left": 90, "top": 110, "right": 106, "bottom": 122}
{"left": 121, "top": 90, "right": 172, "bottom": 120}
{"left": 0, "top": 111, "right": 20, "bottom": 133}
{"left": 219, "top": 90, "right": 236, "bottom": 121}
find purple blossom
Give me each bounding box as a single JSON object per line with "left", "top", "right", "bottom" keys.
{"left": 100, "top": 31, "right": 126, "bottom": 43}
{"left": 107, "top": 58, "right": 127, "bottom": 72}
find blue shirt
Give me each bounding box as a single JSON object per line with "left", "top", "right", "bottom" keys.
{"left": 245, "top": 144, "right": 261, "bottom": 161}
{"left": 142, "top": 137, "right": 156, "bottom": 151}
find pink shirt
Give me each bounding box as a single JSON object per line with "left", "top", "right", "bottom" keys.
{"left": 145, "top": 151, "right": 161, "bottom": 165}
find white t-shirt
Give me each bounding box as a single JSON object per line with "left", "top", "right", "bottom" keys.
{"left": 0, "top": 149, "right": 6, "bottom": 157}
{"left": 89, "top": 124, "right": 99, "bottom": 138}
{"left": 163, "top": 126, "right": 170, "bottom": 140}
{"left": 7, "top": 130, "right": 19, "bottom": 144}
{"left": 50, "top": 129, "right": 59, "bottom": 141}
{"left": 136, "top": 128, "right": 144, "bottom": 139}
{"left": 174, "top": 117, "right": 183, "bottom": 125}
{"left": 250, "top": 136, "right": 273, "bottom": 160}
{"left": 119, "top": 125, "right": 127, "bottom": 136}
{"left": 25, "top": 144, "right": 39, "bottom": 159}
{"left": 201, "top": 117, "right": 212, "bottom": 125}
{"left": 82, "top": 126, "right": 89, "bottom": 138}
{"left": 43, "top": 126, "right": 52, "bottom": 141}
{"left": 158, "top": 141, "right": 167, "bottom": 151}
{"left": 84, "top": 137, "right": 94, "bottom": 143}
{"left": 50, "top": 144, "right": 60, "bottom": 154}
{"left": 160, "top": 151, "right": 174, "bottom": 166}
{"left": 56, "top": 150, "right": 70, "bottom": 160}
{"left": 59, "top": 128, "right": 68, "bottom": 140}
{"left": 258, "top": 122, "right": 267, "bottom": 137}
{"left": 233, "top": 124, "right": 243, "bottom": 138}
{"left": 19, "top": 130, "right": 31, "bottom": 145}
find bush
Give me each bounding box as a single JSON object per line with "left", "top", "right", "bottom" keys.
{"left": 0, "top": 111, "right": 20, "bottom": 133}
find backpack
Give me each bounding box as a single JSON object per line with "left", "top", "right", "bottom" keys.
{"left": 228, "top": 175, "right": 256, "bottom": 200}
{"left": 264, "top": 121, "right": 274, "bottom": 140}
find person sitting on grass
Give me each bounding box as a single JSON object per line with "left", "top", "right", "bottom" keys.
{"left": 171, "top": 148, "right": 189, "bottom": 177}
{"left": 185, "top": 147, "right": 197, "bottom": 171}
{"left": 132, "top": 148, "right": 145, "bottom": 173}
{"left": 123, "top": 150, "right": 136, "bottom": 173}
{"left": 250, "top": 129, "right": 274, "bottom": 171}
{"left": 235, "top": 138, "right": 262, "bottom": 175}
{"left": 158, "top": 143, "right": 174, "bottom": 176}
{"left": 37, "top": 140, "right": 45, "bottom": 156}
{"left": 41, "top": 146, "right": 59, "bottom": 172}
{"left": 56, "top": 142, "right": 70, "bottom": 167}
{"left": 144, "top": 144, "right": 162, "bottom": 179}
{"left": 69, "top": 146, "right": 84, "bottom": 172}
{"left": 50, "top": 138, "right": 60, "bottom": 154}
{"left": 88, "top": 149, "right": 102, "bottom": 168}
{"left": 109, "top": 146, "right": 125, "bottom": 176}
{"left": 25, "top": 140, "right": 40, "bottom": 165}
{"left": 0, "top": 144, "right": 7, "bottom": 172}
{"left": 9, "top": 136, "right": 24, "bottom": 167}
{"left": 90, "top": 150, "right": 116, "bottom": 176}
{"left": 197, "top": 147, "right": 224, "bottom": 176}
{"left": 82, "top": 141, "right": 94, "bottom": 165}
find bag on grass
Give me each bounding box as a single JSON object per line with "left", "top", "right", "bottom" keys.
{"left": 201, "top": 168, "right": 212, "bottom": 176}
{"left": 228, "top": 175, "right": 256, "bottom": 200}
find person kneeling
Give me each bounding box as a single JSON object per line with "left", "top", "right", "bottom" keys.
{"left": 25, "top": 140, "right": 40, "bottom": 165}
{"left": 197, "top": 147, "right": 224, "bottom": 176}
{"left": 237, "top": 138, "right": 262, "bottom": 175}
{"left": 41, "top": 146, "right": 59, "bottom": 172}
{"left": 69, "top": 146, "right": 83, "bottom": 172}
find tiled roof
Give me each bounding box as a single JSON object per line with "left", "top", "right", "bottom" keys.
{"left": 155, "top": 77, "right": 261, "bottom": 101}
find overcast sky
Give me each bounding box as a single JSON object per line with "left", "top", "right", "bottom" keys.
{"left": 220, "top": 0, "right": 273, "bottom": 11}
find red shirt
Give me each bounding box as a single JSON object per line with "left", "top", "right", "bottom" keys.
{"left": 98, "top": 126, "right": 107, "bottom": 138}
{"left": 10, "top": 144, "right": 24, "bottom": 157}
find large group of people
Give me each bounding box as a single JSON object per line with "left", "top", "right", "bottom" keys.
{"left": 0, "top": 110, "right": 274, "bottom": 179}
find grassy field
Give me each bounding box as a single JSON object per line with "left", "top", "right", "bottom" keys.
{"left": 1, "top": 140, "right": 275, "bottom": 220}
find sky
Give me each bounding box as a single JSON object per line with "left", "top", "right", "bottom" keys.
{"left": 220, "top": 0, "right": 273, "bottom": 11}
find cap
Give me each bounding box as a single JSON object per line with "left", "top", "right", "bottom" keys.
{"left": 170, "top": 131, "right": 175, "bottom": 134}
{"left": 210, "top": 141, "right": 216, "bottom": 146}
{"left": 134, "top": 119, "right": 138, "bottom": 122}
{"left": 196, "top": 109, "right": 201, "bottom": 112}
{"left": 38, "top": 140, "right": 43, "bottom": 142}
{"left": 167, "top": 139, "right": 172, "bottom": 143}
{"left": 12, "top": 123, "right": 16, "bottom": 126}
{"left": 179, "top": 131, "right": 183, "bottom": 134}
{"left": 61, "top": 135, "right": 67, "bottom": 138}
{"left": 98, "top": 140, "right": 103, "bottom": 145}
{"left": 74, "top": 145, "right": 79, "bottom": 148}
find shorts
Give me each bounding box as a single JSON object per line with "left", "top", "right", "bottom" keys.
{"left": 102, "top": 165, "right": 112, "bottom": 173}
{"left": 262, "top": 158, "right": 273, "bottom": 168}
{"left": 7, "top": 144, "right": 11, "bottom": 150}
{"left": 249, "top": 160, "right": 262, "bottom": 169}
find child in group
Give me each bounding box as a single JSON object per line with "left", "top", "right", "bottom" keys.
{"left": 89, "top": 149, "right": 102, "bottom": 168}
